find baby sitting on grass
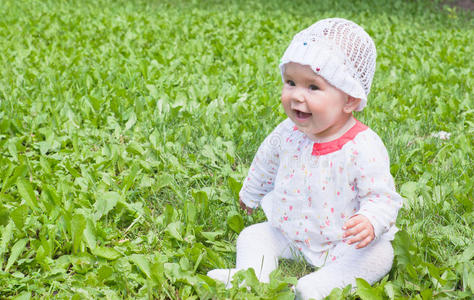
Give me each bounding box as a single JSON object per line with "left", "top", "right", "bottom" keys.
{"left": 208, "top": 18, "right": 403, "bottom": 299}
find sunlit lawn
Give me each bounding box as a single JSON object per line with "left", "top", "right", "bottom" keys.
{"left": 0, "top": 0, "right": 472, "bottom": 298}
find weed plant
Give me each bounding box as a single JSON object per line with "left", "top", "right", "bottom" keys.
{"left": 0, "top": 0, "right": 472, "bottom": 298}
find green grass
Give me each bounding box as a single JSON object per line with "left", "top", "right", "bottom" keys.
{"left": 0, "top": 0, "right": 472, "bottom": 298}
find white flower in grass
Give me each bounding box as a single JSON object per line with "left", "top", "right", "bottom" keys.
{"left": 431, "top": 131, "right": 451, "bottom": 140}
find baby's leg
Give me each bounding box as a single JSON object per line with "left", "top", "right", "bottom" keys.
{"left": 207, "top": 222, "right": 294, "bottom": 286}
{"left": 236, "top": 222, "right": 294, "bottom": 282}
{"left": 295, "top": 239, "right": 394, "bottom": 300}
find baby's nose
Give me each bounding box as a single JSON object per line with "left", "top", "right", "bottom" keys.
{"left": 292, "top": 88, "right": 306, "bottom": 102}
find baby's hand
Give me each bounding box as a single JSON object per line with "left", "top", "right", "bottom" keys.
{"left": 342, "top": 215, "right": 374, "bottom": 249}
{"left": 239, "top": 198, "right": 254, "bottom": 215}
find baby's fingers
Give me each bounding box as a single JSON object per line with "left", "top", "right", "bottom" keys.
{"left": 342, "top": 222, "right": 363, "bottom": 238}
{"left": 355, "top": 235, "right": 373, "bottom": 249}
{"left": 239, "top": 199, "right": 253, "bottom": 215}
{"left": 343, "top": 218, "right": 357, "bottom": 230}
{"left": 343, "top": 214, "right": 366, "bottom": 230}
{"left": 346, "top": 228, "right": 369, "bottom": 245}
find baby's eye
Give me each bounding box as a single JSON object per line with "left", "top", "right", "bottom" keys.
{"left": 309, "top": 84, "right": 319, "bottom": 91}
{"left": 286, "top": 80, "right": 295, "bottom": 86}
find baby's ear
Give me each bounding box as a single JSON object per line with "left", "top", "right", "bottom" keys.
{"left": 343, "top": 96, "right": 361, "bottom": 113}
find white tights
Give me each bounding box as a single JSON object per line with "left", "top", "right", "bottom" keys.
{"left": 207, "top": 222, "right": 394, "bottom": 300}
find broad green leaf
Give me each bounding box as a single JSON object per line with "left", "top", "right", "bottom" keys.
{"left": 462, "top": 262, "right": 474, "bottom": 293}
{"left": 400, "top": 181, "right": 417, "bottom": 207}
{"left": 202, "top": 145, "right": 217, "bottom": 163}
{"left": 54, "top": 255, "right": 72, "bottom": 270}
{"left": 150, "top": 260, "right": 165, "bottom": 284}
{"left": 393, "top": 230, "right": 417, "bottom": 266}
{"left": 184, "top": 200, "right": 197, "bottom": 224}
{"left": 384, "top": 282, "right": 396, "bottom": 299}
{"left": 88, "top": 95, "right": 102, "bottom": 112}
{"left": 94, "top": 191, "right": 120, "bottom": 220}
{"left": 126, "top": 141, "right": 145, "bottom": 156}
{"left": 124, "top": 111, "right": 137, "bottom": 131}
{"left": 83, "top": 219, "right": 97, "bottom": 251}
{"left": 12, "top": 291, "right": 30, "bottom": 300}
{"left": 0, "top": 164, "right": 15, "bottom": 192}
{"left": 156, "top": 173, "right": 174, "bottom": 191}
{"left": 228, "top": 176, "right": 242, "bottom": 199}
{"left": 71, "top": 214, "right": 86, "bottom": 253}
{"left": 200, "top": 230, "right": 224, "bottom": 242}
{"left": 227, "top": 213, "right": 244, "bottom": 234}
{"left": 64, "top": 161, "right": 81, "bottom": 178}
{"left": 10, "top": 205, "right": 28, "bottom": 230}
{"left": 164, "top": 262, "right": 181, "bottom": 281}
{"left": 92, "top": 246, "right": 121, "bottom": 260}
{"left": 0, "top": 204, "right": 9, "bottom": 226}
{"left": 146, "top": 84, "right": 159, "bottom": 98}
{"left": 326, "top": 286, "right": 347, "bottom": 300}
{"left": 149, "top": 130, "right": 160, "bottom": 149}
{"left": 38, "top": 140, "right": 51, "bottom": 155}
{"left": 460, "top": 243, "right": 474, "bottom": 262}
{"left": 165, "top": 222, "right": 184, "bottom": 241}
{"left": 5, "top": 238, "right": 28, "bottom": 272}
{"left": 420, "top": 289, "right": 433, "bottom": 300}
{"left": 155, "top": 98, "right": 170, "bottom": 115}
{"left": 16, "top": 178, "right": 38, "bottom": 210}
{"left": 7, "top": 140, "right": 18, "bottom": 161}
{"left": 121, "top": 163, "right": 139, "bottom": 192}
{"left": 193, "top": 251, "right": 205, "bottom": 273}
{"left": 192, "top": 189, "right": 209, "bottom": 213}
{"left": 42, "top": 185, "right": 60, "bottom": 206}
{"left": 97, "top": 265, "right": 114, "bottom": 281}
{"left": 406, "top": 263, "right": 419, "bottom": 280}
{"left": 114, "top": 257, "right": 132, "bottom": 275}
{"left": 129, "top": 254, "right": 151, "bottom": 279}
{"left": 35, "top": 245, "right": 46, "bottom": 266}
{"left": 234, "top": 268, "right": 259, "bottom": 289}
{"left": 163, "top": 204, "right": 177, "bottom": 226}
{"left": 179, "top": 256, "right": 191, "bottom": 271}
{"left": 0, "top": 221, "right": 14, "bottom": 270}
{"left": 70, "top": 253, "right": 94, "bottom": 274}
{"left": 356, "top": 278, "right": 383, "bottom": 300}
{"left": 2, "top": 164, "right": 27, "bottom": 193}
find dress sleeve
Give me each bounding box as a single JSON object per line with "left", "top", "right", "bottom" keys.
{"left": 354, "top": 132, "right": 403, "bottom": 238}
{"left": 239, "top": 120, "right": 287, "bottom": 209}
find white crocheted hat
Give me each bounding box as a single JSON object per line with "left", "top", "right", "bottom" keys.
{"left": 279, "top": 18, "right": 376, "bottom": 111}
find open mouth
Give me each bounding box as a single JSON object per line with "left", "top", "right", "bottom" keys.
{"left": 294, "top": 109, "right": 312, "bottom": 120}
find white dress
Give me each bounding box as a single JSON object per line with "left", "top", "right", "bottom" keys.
{"left": 239, "top": 118, "right": 403, "bottom": 266}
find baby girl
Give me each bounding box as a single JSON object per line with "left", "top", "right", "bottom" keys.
{"left": 208, "top": 18, "right": 403, "bottom": 299}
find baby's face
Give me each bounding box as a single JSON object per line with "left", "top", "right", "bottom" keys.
{"left": 281, "top": 62, "right": 353, "bottom": 141}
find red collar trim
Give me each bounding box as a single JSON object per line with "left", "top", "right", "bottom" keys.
{"left": 311, "top": 120, "right": 368, "bottom": 156}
